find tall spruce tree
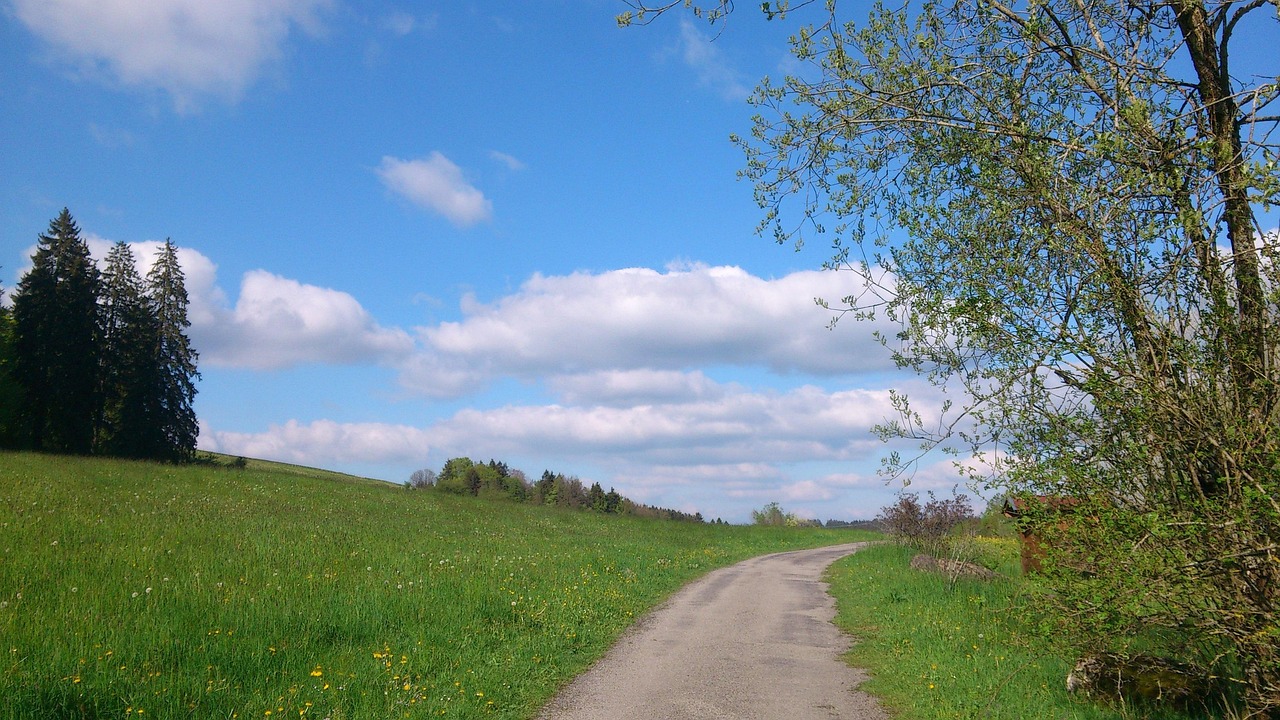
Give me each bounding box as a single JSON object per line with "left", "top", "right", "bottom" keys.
{"left": 99, "top": 241, "right": 162, "bottom": 458}
{"left": 11, "top": 209, "right": 102, "bottom": 453}
{"left": 145, "top": 239, "right": 199, "bottom": 462}
{"left": 0, "top": 276, "right": 21, "bottom": 447}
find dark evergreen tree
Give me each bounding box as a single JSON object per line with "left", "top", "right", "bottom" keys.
{"left": 604, "top": 488, "right": 622, "bottom": 514}
{"left": 587, "top": 482, "right": 606, "bottom": 512}
{"left": 0, "top": 277, "right": 22, "bottom": 447}
{"left": 145, "top": 239, "right": 200, "bottom": 462}
{"left": 98, "top": 241, "right": 162, "bottom": 458}
{"left": 11, "top": 209, "right": 102, "bottom": 453}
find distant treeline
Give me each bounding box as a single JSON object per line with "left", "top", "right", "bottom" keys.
{"left": 0, "top": 209, "right": 199, "bottom": 462}
{"left": 823, "top": 519, "right": 883, "bottom": 530}
{"left": 407, "top": 457, "right": 708, "bottom": 523}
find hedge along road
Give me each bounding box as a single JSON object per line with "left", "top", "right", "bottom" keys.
{"left": 535, "top": 542, "right": 889, "bottom": 720}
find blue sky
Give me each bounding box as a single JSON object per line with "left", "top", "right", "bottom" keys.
{"left": 2, "top": 1, "right": 998, "bottom": 521}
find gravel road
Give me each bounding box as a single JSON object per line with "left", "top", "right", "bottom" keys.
{"left": 535, "top": 542, "right": 889, "bottom": 720}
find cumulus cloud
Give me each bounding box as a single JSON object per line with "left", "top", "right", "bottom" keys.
{"left": 400, "top": 264, "right": 898, "bottom": 398}
{"left": 676, "top": 18, "right": 749, "bottom": 101}
{"left": 547, "top": 370, "right": 724, "bottom": 406}
{"left": 202, "top": 419, "right": 431, "bottom": 465}
{"left": 12, "top": 0, "right": 330, "bottom": 109}
{"left": 82, "top": 237, "right": 411, "bottom": 369}
{"left": 198, "top": 378, "right": 938, "bottom": 519}
{"left": 377, "top": 153, "right": 493, "bottom": 226}
{"left": 84, "top": 235, "right": 227, "bottom": 328}
{"left": 197, "top": 270, "right": 414, "bottom": 369}
{"left": 205, "top": 383, "right": 897, "bottom": 470}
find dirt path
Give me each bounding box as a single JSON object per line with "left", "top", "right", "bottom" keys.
{"left": 535, "top": 542, "right": 889, "bottom": 720}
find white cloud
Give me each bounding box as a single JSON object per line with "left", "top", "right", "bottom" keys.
{"left": 83, "top": 237, "right": 411, "bottom": 370}
{"left": 197, "top": 270, "right": 414, "bottom": 369}
{"left": 400, "top": 264, "right": 898, "bottom": 397}
{"left": 202, "top": 419, "right": 431, "bottom": 465}
{"left": 197, "top": 379, "right": 930, "bottom": 520}
{"left": 377, "top": 153, "right": 493, "bottom": 226}
{"left": 547, "top": 369, "right": 724, "bottom": 406}
{"left": 84, "top": 235, "right": 227, "bottom": 327}
{"left": 205, "top": 383, "right": 896, "bottom": 469}
{"left": 12, "top": 0, "right": 331, "bottom": 109}
{"left": 676, "top": 18, "right": 749, "bottom": 101}
{"left": 488, "top": 150, "right": 526, "bottom": 171}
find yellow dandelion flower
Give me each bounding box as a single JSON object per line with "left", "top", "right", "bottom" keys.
{"left": 310, "top": 668, "right": 323, "bottom": 677}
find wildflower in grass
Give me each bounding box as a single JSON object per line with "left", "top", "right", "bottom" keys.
{"left": 310, "top": 667, "right": 323, "bottom": 677}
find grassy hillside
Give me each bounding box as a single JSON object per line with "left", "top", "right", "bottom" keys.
{"left": 0, "top": 451, "right": 870, "bottom": 719}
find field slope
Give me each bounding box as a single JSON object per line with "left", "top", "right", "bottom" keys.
{"left": 0, "top": 451, "right": 869, "bottom": 719}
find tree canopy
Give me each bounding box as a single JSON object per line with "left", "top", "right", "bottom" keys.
{"left": 627, "top": 0, "right": 1279, "bottom": 712}
{"left": 11, "top": 209, "right": 103, "bottom": 454}
{"left": 5, "top": 211, "right": 201, "bottom": 464}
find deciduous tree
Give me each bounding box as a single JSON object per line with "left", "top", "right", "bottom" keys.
{"left": 627, "top": 0, "right": 1279, "bottom": 711}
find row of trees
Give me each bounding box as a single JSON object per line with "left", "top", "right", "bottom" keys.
{"left": 750, "top": 501, "right": 820, "bottom": 527}
{"left": 408, "top": 457, "right": 707, "bottom": 522}
{"left": 626, "top": 0, "right": 1279, "bottom": 713}
{"left": 0, "top": 209, "right": 199, "bottom": 461}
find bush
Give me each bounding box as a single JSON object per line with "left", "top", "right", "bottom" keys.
{"left": 876, "top": 489, "right": 974, "bottom": 557}
{"left": 751, "top": 501, "right": 819, "bottom": 527}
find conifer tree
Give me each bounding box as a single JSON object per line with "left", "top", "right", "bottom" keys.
{"left": 0, "top": 276, "right": 21, "bottom": 447}
{"left": 145, "top": 239, "right": 199, "bottom": 461}
{"left": 11, "top": 209, "right": 102, "bottom": 453}
{"left": 98, "top": 241, "right": 162, "bottom": 458}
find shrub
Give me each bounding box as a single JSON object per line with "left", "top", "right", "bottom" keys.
{"left": 877, "top": 489, "right": 974, "bottom": 557}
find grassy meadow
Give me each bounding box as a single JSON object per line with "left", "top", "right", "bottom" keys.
{"left": 0, "top": 451, "right": 872, "bottom": 719}
{"left": 827, "top": 541, "right": 1210, "bottom": 720}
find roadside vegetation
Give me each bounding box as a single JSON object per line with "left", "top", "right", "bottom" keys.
{"left": 0, "top": 451, "right": 871, "bottom": 720}
{"left": 623, "top": 1, "right": 1279, "bottom": 714}
{"left": 828, "top": 496, "right": 1218, "bottom": 720}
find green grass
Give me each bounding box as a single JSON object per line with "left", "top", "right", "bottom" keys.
{"left": 826, "top": 541, "right": 1207, "bottom": 720}
{"left": 0, "top": 451, "right": 871, "bottom": 719}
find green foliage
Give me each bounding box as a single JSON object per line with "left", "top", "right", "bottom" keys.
{"left": 431, "top": 457, "right": 698, "bottom": 522}
{"left": 98, "top": 241, "right": 163, "bottom": 459}
{"left": 6, "top": 214, "right": 200, "bottom": 463}
{"left": 826, "top": 543, "right": 1208, "bottom": 720}
{"left": 0, "top": 292, "right": 21, "bottom": 448}
{"left": 0, "top": 451, "right": 862, "bottom": 719}
{"left": 751, "top": 501, "right": 818, "bottom": 527}
{"left": 145, "top": 239, "right": 199, "bottom": 462}
{"left": 11, "top": 209, "right": 103, "bottom": 454}
{"left": 632, "top": 0, "right": 1280, "bottom": 712}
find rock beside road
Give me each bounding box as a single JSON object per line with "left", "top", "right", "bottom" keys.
{"left": 909, "top": 553, "right": 1000, "bottom": 581}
